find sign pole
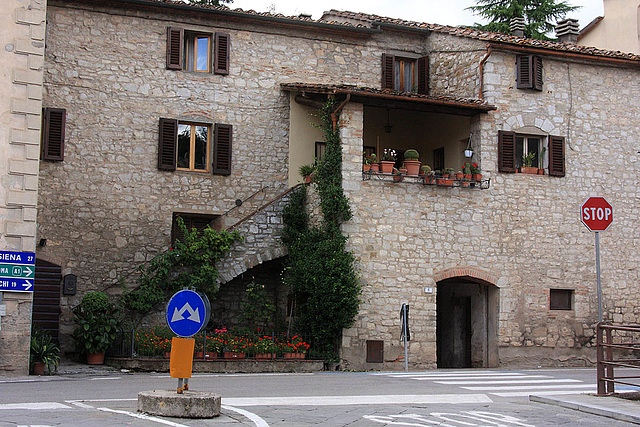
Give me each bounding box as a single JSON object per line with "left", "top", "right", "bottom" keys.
{"left": 595, "top": 231, "right": 602, "bottom": 322}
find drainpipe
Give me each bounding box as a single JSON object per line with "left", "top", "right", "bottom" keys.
{"left": 331, "top": 94, "right": 351, "bottom": 132}
{"left": 478, "top": 45, "right": 492, "bottom": 100}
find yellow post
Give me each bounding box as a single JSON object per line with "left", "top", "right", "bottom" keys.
{"left": 170, "top": 337, "right": 195, "bottom": 393}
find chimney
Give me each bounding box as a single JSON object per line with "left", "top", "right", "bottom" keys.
{"left": 510, "top": 16, "right": 525, "bottom": 37}
{"left": 555, "top": 18, "right": 580, "bottom": 44}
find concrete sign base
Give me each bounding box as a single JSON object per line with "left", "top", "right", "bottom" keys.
{"left": 138, "top": 390, "right": 221, "bottom": 418}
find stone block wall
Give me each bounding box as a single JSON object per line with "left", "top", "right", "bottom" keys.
{"left": 0, "top": 0, "right": 47, "bottom": 376}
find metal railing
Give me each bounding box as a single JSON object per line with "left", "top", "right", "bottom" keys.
{"left": 597, "top": 322, "right": 640, "bottom": 395}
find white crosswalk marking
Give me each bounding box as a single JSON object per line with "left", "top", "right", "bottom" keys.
{"left": 375, "top": 370, "right": 597, "bottom": 397}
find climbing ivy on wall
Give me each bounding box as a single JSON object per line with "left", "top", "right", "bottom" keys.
{"left": 120, "top": 218, "right": 242, "bottom": 315}
{"left": 282, "top": 97, "right": 360, "bottom": 360}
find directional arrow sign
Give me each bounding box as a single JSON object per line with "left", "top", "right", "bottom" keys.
{"left": 0, "top": 278, "right": 33, "bottom": 292}
{"left": 166, "top": 290, "right": 210, "bottom": 337}
{"left": 0, "top": 251, "right": 35, "bottom": 293}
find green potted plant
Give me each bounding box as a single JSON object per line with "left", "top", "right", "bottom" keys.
{"left": 299, "top": 164, "right": 315, "bottom": 184}
{"left": 72, "top": 291, "right": 120, "bottom": 365}
{"left": 521, "top": 152, "right": 537, "bottom": 174}
{"left": 470, "top": 162, "right": 482, "bottom": 182}
{"left": 538, "top": 146, "right": 546, "bottom": 175}
{"left": 30, "top": 328, "right": 60, "bottom": 375}
{"left": 363, "top": 153, "right": 377, "bottom": 172}
{"left": 403, "top": 149, "right": 421, "bottom": 176}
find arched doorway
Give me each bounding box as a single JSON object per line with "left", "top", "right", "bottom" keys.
{"left": 436, "top": 277, "right": 499, "bottom": 368}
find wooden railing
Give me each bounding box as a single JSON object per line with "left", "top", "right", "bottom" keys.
{"left": 597, "top": 323, "right": 640, "bottom": 395}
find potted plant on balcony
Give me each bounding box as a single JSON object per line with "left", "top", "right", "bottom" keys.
{"left": 463, "top": 162, "right": 472, "bottom": 180}
{"left": 299, "top": 164, "right": 315, "bottom": 184}
{"left": 471, "top": 162, "right": 482, "bottom": 182}
{"left": 420, "top": 165, "right": 433, "bottom": 184}
{"left": 520, "top": 152, "right": 537, "bottom": 174}
{"left": 403, "top": 149, "right": 421, "bottom": 176}
{"left": 363, "top": 153, "right": 377, "bottom": 172}
{"left": 379, "top": 148, "right": 396, "bottom": 174}
{"left": 538, "top": 147, "right": 546, "bottom": 175}
{"left": 30, "top": 328, "right": 60, "bottom": 375}
{"left": 72, "top": 291, "right": 120, "bottom": 365}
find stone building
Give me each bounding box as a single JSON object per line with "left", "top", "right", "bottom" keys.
{"left": 1, "top": 0, "right": 637, "bottom": 373}
{"left": 578, "top": 0, "right": 640, "bottom": 54}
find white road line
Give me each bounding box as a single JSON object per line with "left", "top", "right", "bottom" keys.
{"left": 377, "top": 372, "right": 528, "bottom": 377}
{"left": 0, "top": 402, "right": 71, "bottom": 410}
{"left": 68, "top": 401, "right": 95, "bottom": 410}
{"left": 66, "top": 398, "right": 137, "bottom": 403}
{"left": 88, "top": 377, "right": 121, "bottom": 381}
{"left": 97, "top": 407, "right": 189, "bottom": 427}
{"left": 496, "top": 390, "right": 595, "bottom": 397}
{"left": 463, "top": 384, "right": 595, "bottom": 391}
{"left": 223, "top": 405, "right": 270, "bottom": 427}
{"left": 415, "top": 375, "right": 552, "bottom": 381}
{"left": 223, "top": 394, "right": 492, "bottom": 406}
{"left": 436, "top": 379, "right": 582, "bottom": 385}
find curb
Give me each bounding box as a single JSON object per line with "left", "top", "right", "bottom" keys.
{"left": 530, "top": 394, "right": 640, "bottom": 425}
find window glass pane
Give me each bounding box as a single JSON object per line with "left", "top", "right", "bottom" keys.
{"left": 528, "top": 137, "right": 540, "bottom": 168}
{"left": 404, "top": 62, "right": 413, "bottom": 92}
{"left": 196, "top": 36, "right": 209, "bottom": 72}
{"left": 177, "top": 124, "right": 191, "bottom": 169}
{"left": 194, "top": 126, "right": 208, "bottom": 170}
{"left": 515, "top": 136, "right": 524, "bottom": 168}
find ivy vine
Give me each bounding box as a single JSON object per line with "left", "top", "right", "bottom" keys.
{"left": 282, "top": 96, "right": 360, "bottom": 360}
{"left": 120, "top": 218, "right": 242, "bottom": 315}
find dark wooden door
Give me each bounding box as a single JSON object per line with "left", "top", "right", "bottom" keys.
{"left": 32, "top": 259, "right": 62, "bottom": 341}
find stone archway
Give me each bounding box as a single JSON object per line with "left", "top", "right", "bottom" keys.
{"left": 435, "top": 267, "right": 499, "bottom": 368}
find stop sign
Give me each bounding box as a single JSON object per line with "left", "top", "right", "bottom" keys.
{"left": 581, "top": 197, "right": 613, "bottom": 232}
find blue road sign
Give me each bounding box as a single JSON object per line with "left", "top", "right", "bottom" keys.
{"left": 0, "top": 251, "right": 35, "bottom": 292}
{"left": 166, "top": 289, "right": 210, "bottom": 337}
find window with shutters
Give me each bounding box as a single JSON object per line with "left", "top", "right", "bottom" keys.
{"left": 382, "top": 54, "right": 429, "bottom": 94}
{"left": 41, "top": 108, "right": 66, "bottom": 162}
{"left": 158, "top": 118, "right": 232, "bottom": 175}
{"left": 516, "top": 54, "right": 543, "bottom": 91}
{"left": 171, "top": 212, "right": 219, "bottom": 245}
{"left": 498, "top": 130, "right": 565, "bottom": 176}
{"left": 167, "top": 27, "right": 229, "bottom": 75}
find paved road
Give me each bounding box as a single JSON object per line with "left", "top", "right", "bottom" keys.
{"left": 1, "top": 367, "right": 638, "bottom": 426}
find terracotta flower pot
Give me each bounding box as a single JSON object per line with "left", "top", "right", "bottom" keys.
{"left": 32, "top": 362, "right": 45, "bottom": 375}
{"left": 363, "top": 164, "right": 371, "bottom": 172}
{"left": 283, "top": 353, "right": 305, "bottom": 359}
{"left": 87, "top": 352, "right": 105, "bottom": 365}
{"left": 403, "top": 160, "right": 421, "bottom": 176}
{"left": 370, "top": 163, "right": 379, "bottom": 172}
{"left": 224, "top": 352, "right": 245, "bottom": 359}
{"left": 255, "top": 353, "right": 275, "bottom": 360}
{"left": 379, "top": 161, "right": 394, "bottom": 174}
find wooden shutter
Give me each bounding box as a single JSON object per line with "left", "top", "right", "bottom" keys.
{"left": 41, "top": 108, "right": 66, "bottom": 161}
{"left": 213, "top": 123, "right": 232, "bottom": 175}
{"left": 172, "top": 213, "right": 216, "bottom": 244}
{"left": 516, "top": 54, "right": 532, "bottom": 89}
{"left": 533, "top": 55, "right": 543, "bottom": 91}
{"left": 498, "top": 130, "right": 517, "bottom": 173}
{"left": 366, "top": 340, "right": 384, "bottom": 363}
{"left": 214, "top": 33, "right": 230, "bottom": 75}
{"left": 381, "top": 53, "right": 395, "bottom": 90}
{"left": 548, "top": 135, "right": 565, "bottom": 177}
{"left": 158, "top": 118, "right": 177, "bottom": 170}
{"left": 166, "top": 27, "right": 183, "bottom": 70}
{"left": 417, "top": 56, "right": 429, "bottom": 95}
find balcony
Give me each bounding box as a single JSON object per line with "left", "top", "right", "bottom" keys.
{"left": 362, "top": 169, "right": 490, "bottom": 189}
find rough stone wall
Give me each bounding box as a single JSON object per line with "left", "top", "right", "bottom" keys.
{"left": 0, "top": 0, "right": 47, "bottom": 376}
{"left": 339, "top": 42, "right": 640, "bottom": 369}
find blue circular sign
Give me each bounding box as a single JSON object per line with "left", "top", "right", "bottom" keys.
{"left": 166, "top": 290, "right": 210, "bottom": 337}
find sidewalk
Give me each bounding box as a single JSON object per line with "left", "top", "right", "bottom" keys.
{"left": 531, "top": 393, "right": 640, "bottom": 425}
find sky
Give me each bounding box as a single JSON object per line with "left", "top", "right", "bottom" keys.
{"left": 229, "top": 0, "right": 603, "bottom": 31}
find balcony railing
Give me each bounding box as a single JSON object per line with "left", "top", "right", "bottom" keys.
{"left": 362, "top": 170, "right": 490, "bottom": 189}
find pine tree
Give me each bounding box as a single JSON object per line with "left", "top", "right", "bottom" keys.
{"left": 467, "top": 0, "right": 580, "bottom": 40}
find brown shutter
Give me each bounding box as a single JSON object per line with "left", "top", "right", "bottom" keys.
{"left": 498, "top": 130, "right": 517, "bottom": 173}
{"left": 417, "top": 56, "right": 429, "bottom": 95}
{"left": 516, "top": 54, "right": 532, "bottom": 89}
{"left": 381, "top": 53, "right": 395, "bottom": 90}
{"left": 213, "top": 123, "right": 232, "bottom": 175}
{"left": 166, "top": 27, "right": 183, "bottom": 70}
{"left": 548, "top": 135, "right": 565, "bottom": 177}
{"left": 158, "top": 118, "right": 177, "bottom": 170}
{"left": 214, "top": 33, "right": 230, "bottom": 75}
{"left": 41, "top": 108, "right": 66, "bottom": 161}
{"left": 533, "top": 55, "right": 543, "bottom": 91}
